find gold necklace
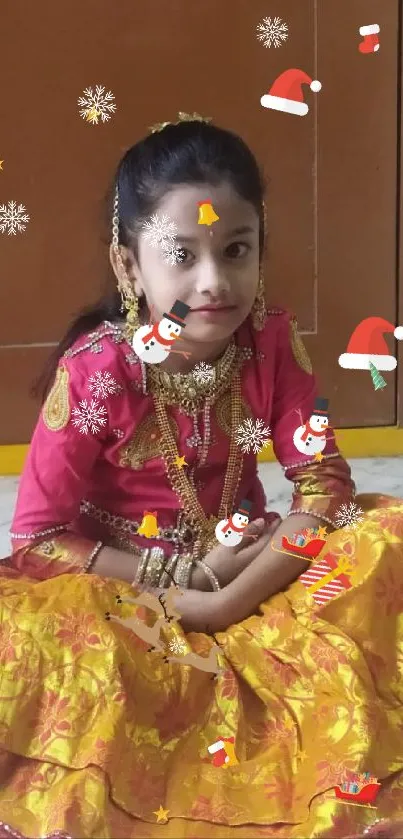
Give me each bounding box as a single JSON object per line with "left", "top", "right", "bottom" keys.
{"left": 152, "top": 364, "right": 245, "bottom": 559}
{"left": 148, "top": 338, "right": 237, "bottom": 413}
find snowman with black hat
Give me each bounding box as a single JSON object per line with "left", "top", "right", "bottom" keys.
{"left": 132, "top": 299, "right": 192, "bottom": 364}
{"left": 215, "top": 499, "right": 253, "bottom": 547}
{"left": 293, "top": 398, "right": 330, "bottom": 456}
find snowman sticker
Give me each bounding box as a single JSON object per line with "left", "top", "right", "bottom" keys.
{"left": 132, "top": 299, "right": 192, "bottom": 364}
{"left": 293, "top": 397, "right": 330, "bottom": 456}
{"left": 215, "top": 499, "right": 253, "bottom": 547}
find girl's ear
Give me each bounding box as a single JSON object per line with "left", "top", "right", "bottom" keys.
{"left": 109, "top": 244, "right": 144, "bottom": 299}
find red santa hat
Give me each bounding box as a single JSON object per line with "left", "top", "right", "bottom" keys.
{"left": 339, "top": 317, "right": 403, "bottom": 372}
{"left": 260, "top": 69, "right": 322, "bottom": 117}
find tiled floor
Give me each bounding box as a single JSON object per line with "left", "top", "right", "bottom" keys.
{"left": 1, "top": 457, "right": 402, "bottom": 559}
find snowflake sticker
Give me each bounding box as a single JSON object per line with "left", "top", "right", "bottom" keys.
{"left": 88, "top": 370, "right": 121, "bottom": 399}
{"left": 142, "top": 213, "right": 177, "bottom": 248}
{"left": 334, "top": 502, "right": 364, "bottom": 530}
{"left": 167, "top": 637, "right": 188, "bottom": 656}
{"left": 235, "top": 418, "right": 272, "bottom": 454}
{"left": 0, "top": 201, "right": 30, "bottom": 235}
{"left": 256, "top": 16, "right": 289, "bottom": 48}
{"left": 78, "top": 85, "right": 116, "bottom": 124}
{"left": 71, "top": 399, "right": 108, "bottom": 435}
{"left": 162, "top": 242, "right": 186, "bottom": 267}
{"left": 192, "top": 361, "right": 214, "bottom": 385}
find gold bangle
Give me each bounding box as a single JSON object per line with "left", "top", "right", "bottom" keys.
{"left": 195, "top": 560, "right": 221, "bottom": 591}
{"left": 174, "top": 555, "right": 193, "bottom": 589}
{"left": 159, "top": 552, "right": 179, "bottom": 588}
{"left": 143, "top": 547, "right": 165, "bottom": 587}
{"left": 133, "top": 548, "right": 149, "bottom": 585}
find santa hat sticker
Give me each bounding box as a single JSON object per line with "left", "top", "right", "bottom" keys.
{"left": 359, "top": 24, "right": 380, "bottom": 54}
{"left": 339, "top": 317, "right": 403, "bottom": 372}
{"left": 260, "top": 68, "right": 322, "bottom": 117}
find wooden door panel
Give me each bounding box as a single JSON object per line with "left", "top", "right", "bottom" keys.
{"left": 0, "top": 0, "right": 399, "bottom": 442}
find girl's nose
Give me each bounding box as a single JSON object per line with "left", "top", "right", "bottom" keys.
{"left": 195, "top": 263, "right": 230, "bottom": 296}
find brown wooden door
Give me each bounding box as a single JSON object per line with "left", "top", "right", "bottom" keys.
{"left": 0, "top": 0, "right": 400, "bottom": 443}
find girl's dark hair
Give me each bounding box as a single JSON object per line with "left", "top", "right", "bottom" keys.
{"left": 31, "top": 120, "right": 266, "bottom": 404}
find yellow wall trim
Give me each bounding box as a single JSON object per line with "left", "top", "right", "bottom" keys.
{"left": 0, "top": 427, "right": 402, "bottom": 476}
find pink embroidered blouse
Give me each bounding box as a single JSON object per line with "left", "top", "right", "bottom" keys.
{"left": 8, "top": 309, "right": 355, "bottom": 579}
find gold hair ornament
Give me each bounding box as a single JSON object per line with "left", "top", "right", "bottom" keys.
{"left": 149, "top": 112, "right": 212, "bottom": 135}
{"left": 111, "top": 185, "right": 139, "bottom": 330}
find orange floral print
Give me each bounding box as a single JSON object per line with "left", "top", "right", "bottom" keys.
{"left": 54, "top": 612, "right": 102, "bottom": 654}
{"left": 264, "top": 773, "right": 294, "bottom": 808}
{"left": 263, "top": 650, "right": 299, "bottom": 686}
{"left": 30, "top": 690, "right": 71, "bottom": 745}
{"left": 375, "top": 567, "right": 403, "bottom": 616}
{"left": 0, "top": 625, "right": 18, "bottom": 664}
{"left": 308, "top": 639, "right": 348, "bottom": 673}
{"left": 220, "top": 667, "right": 238, "bottom": 700}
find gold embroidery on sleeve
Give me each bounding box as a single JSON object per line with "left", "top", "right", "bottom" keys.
{"left": 119, "top": 413, "right": 180, "bottom": 470}
{"left": 290, "top": 317, "right": 313, "bottom": 375}
{"left": 42, "top": 365, "right": 71, "bottom": 431}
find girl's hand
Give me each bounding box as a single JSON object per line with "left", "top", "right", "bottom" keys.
{"left": 176, "top": 588, "right": 223, "bottom": 634}
{"left": 191, "top": 516, "right": 282, "bottom": 590}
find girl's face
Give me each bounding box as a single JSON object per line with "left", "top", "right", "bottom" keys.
{"left": 120, "top": 182, "right": 260, "bottom": 350}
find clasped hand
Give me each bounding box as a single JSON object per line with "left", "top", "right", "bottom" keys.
{"left": 191, "top": 516, "right": 282, "bottom": 590}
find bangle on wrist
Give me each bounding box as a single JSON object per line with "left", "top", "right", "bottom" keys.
{"left": 133, "top": 547, "right": 149, "bottom": 586}
{"left": 195, "top": 559, "right": 221, "bottom": 591}
{"left": 174, "top": 554, "right": 194, "bottom": 589}
{"left": 143, "top": 547, "right": 165, "bottom": 587}
{"left": 159, "top": 552, "right": 180, "bottom": 588}
{"left": 82, "top": 540, "right": 103, "bottom": 573}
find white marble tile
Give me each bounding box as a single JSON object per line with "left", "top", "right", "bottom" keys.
{"left": 0, "top": 457, "right": 402, "bottom": 559}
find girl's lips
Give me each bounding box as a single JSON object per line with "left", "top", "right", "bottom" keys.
{"left": 191, "top": 306, "right": 237, "bottom": 319}
{"left": 192, "top": 306, "right": 237, "bottom": 313}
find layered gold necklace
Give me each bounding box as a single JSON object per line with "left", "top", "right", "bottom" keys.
{"left": 148, "top": 342, "right": 246, "bottom": 559}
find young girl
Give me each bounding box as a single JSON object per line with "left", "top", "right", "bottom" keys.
{"left": 0, "top": 114, "right": 402, "bottom": 839}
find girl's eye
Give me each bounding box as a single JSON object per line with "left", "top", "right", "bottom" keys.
{"left": 174, "top": 247, "right": 192, "bottom": 264}
{"left": 225, "top": 242, "right": 251, "bottom": 259}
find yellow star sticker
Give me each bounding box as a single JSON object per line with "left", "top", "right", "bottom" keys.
{"left": 0, "top": 161, "right": 4, "bottom": 170}
{"left": 153, "top": 806, "right": 170, "bottom": 823}
{"left": 174, "top": 455, "right": 188, "bottom": 469}
{"left": 297, "top": 750, "right": 308, "bottom": 763}
{"left": 317, "top": 526, "right": 328, "bottom": 540}
{"left": 314, "top": 451, "right": 324, "bottom": 462}
{"left": 86, "top": 106, "right": 100, "bottom": 124}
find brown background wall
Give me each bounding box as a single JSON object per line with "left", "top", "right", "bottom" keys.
{"left": 0, "top": 0, "right": 401, "bottom": 443}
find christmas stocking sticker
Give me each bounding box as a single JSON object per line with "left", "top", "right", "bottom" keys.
{"left": 358, "top": 24, "right": 380, "bottom": 54}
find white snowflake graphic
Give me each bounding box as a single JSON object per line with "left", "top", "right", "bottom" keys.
{"left": 0, "top": 201, "right": 30, "bottom": 235}
{"left": 142, "top": 213, "right": 178, "bottom": 248}
{"left": 235, "top": 418, "right": 272, "bottom": 454}
{"left": 256, "top": 16, "right": 289, "bottom": 48}
{"left": 167, "top": 637, "right": 188, "bottom": 656}
{"left": 334, "top": 502, "right": 364, "bottom": 530}
{"left": 71, "top": 399, "right": 108, "bottom": 435}
{"left": 161, "top": 241, "right": 185, "bottom": 266}
{"left": 77, "top": 85, "right": 116, "bottom": 124}
{"left": 88, "top": 370, "right": 120, "bottom": 399}
{"left": 192, "top": 361, "right": 214, "bottom": 385}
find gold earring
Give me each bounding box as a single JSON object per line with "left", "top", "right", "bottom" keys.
{"left": 251, "top": 269, "right": 267, "bottom": 331}
{"left": 112, "top": 185, "right": 139, "bottom": 338}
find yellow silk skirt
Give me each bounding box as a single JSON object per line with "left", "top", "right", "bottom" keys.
{"left": 0, "top": 493, "right": 403, "bottom": 839}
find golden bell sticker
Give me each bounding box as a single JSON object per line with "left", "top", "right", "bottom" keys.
{"left": 137, "top": 511, "right": 160, "bottom": 538}
{"left": 197, "top": 200, "right": 220, "bottom": 226}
